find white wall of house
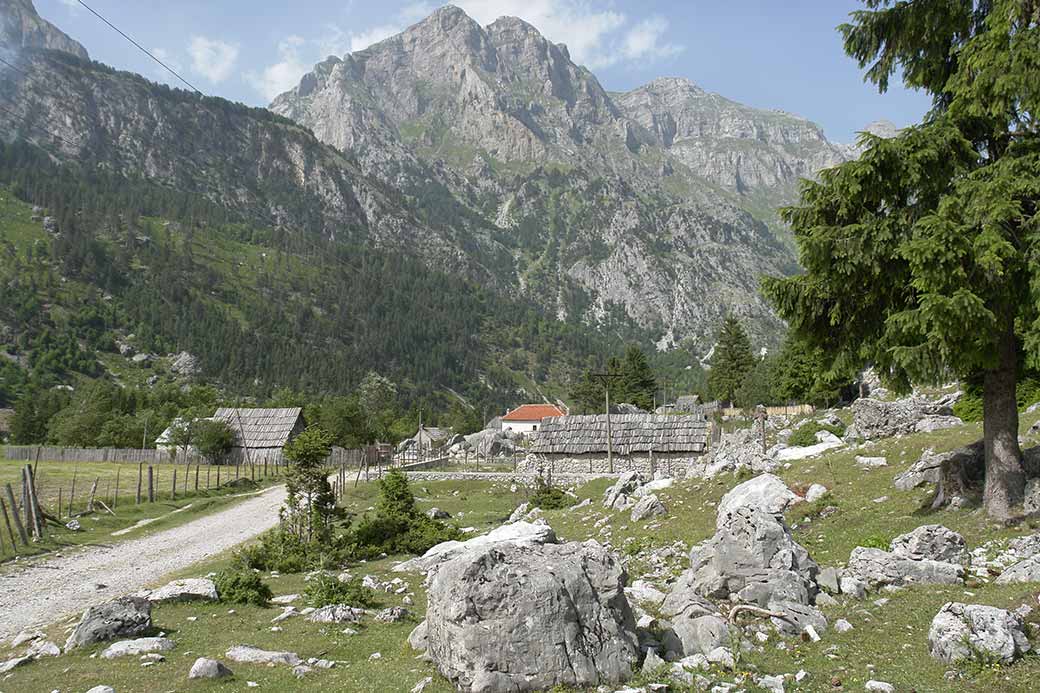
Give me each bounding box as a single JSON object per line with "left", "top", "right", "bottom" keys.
{"left": 502, "top": 420, "right": 542, "bottom": 435}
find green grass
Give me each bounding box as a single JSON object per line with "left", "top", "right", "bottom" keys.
{"left": 0, "top": 458, "right": 281, "bottom": 563}
{"left": 5, "top": 411, "right": 1040, "bottom": 691}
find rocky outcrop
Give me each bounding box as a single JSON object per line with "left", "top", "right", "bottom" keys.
{"left": 846, "top": 525, "right": 966, "bottom": 589}
{"left": 851, "top": 395, "right": 962, "bottom": 440}
{"left": 100, "top": 637, "right": 174, "bottom": 659}
{"left": 0, "top": 0, "right": 89, "bottom": 59}
{"left": 147, "top": 578, "right": 218, "bottom": 603}
{"left": 225, "top": 645, "right": 301, "bottom": 666}
{"left": 928, "top": 603, "right": 1030, "bottom": 664}
{"left": 630, "top": 494, "right": 667, "bottom": 522}
{"left": 189, "top": 657, "right": 233, "bottom": 679}
{"left": 687, "top": 427, "right": 779, "bottom": 479}
{"left": 65, "top": 597, "right": 151, "bottom": 650}
{"left": 426, "top": 540, "right": 639, "bottom": 692}
{"left": 392, "top": 520, "right": 557, "bottom": 574}
{"left": 604, "top": 471, "right": 646, "bottom": 510}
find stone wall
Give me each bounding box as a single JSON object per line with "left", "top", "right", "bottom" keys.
{"left": 517, "top": 453, "right": 697, "bottom": 478}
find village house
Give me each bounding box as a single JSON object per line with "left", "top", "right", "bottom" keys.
{"left": 527, "top": 413, "right": 710, "bottom": 477}
{"left": 212, "top": 407, "right": 306, "bottom": 465}
{"left": 398, "top": 426, "right": 452, "bottom": 454}
{"left": 500, "top": 404, "right": 566, "bottom": 435}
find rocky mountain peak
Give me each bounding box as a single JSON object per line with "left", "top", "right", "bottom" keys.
{"left": 0, "top": 0, "right": 88, "bottom": 60}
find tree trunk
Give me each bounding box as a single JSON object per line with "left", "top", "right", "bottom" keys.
{"left": 982, "top": 325, "right": 1025, "bottom": 519}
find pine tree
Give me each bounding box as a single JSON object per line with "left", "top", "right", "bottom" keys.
{"left": 707, "top": 318, "right": 755, "bottom": 406}
{"left": 619, "top": 345, "right": 657, "bottom": 411}
{"left": 764, "top": 0, "right": 1040, "bottom": 518}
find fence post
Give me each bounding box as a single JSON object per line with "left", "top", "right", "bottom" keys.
{"left": 136, "top": 463, "right": 143, "bottom": 505}
{"left": 195, "top": 464, "right": 200, "bottom": 492}
{"left": 113, "top": 469, "right": 119, "bottom": 510}
{"left": 4, "top": 484, "right": 29, "bottom": 546}
{"left": 147, "top": 466, "right": 154, "bottom": 503}
{"left": 172, "top": 469, "right": 177, "bottom": 500}
{"left": 1, "top": 497, "right": 19, "bottom": 548}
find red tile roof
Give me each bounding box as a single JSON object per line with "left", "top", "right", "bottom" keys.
{"left": 502, "top": 404, "right": 566, "bottom": 422}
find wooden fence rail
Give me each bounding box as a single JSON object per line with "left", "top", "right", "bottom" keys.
{"left": 2, "top": 445, "right": 366, "bottom": 468}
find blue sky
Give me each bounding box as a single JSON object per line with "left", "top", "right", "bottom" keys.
{"left": 41, "top": 0, "right": 930, "bottom": 143}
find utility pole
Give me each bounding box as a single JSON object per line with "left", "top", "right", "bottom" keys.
{"left": 592, "top": 372, "right": 624, "bottom": 474}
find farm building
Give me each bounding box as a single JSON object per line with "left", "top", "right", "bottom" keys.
{"left": 212, "top": 407, "right": 305, "bottom": 465}
{"left": 399, "top": 426, "right": 452, "bottom": 453}
{"left": 501, "top": 404, "right": 566, "bottom": 435}
{"left": 527, "top": 414, "right": 710, "bottom": 477}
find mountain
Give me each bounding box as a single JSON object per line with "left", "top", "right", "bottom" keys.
{"left": 0, "top": 0, "right": 87, "bottom": 59}
{"left": 271, "top": 5, "right": 849, "bottom": 351}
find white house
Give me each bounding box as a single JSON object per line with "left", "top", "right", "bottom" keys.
{"left": 501, "top": 404, "right": 566, "bottom": 435}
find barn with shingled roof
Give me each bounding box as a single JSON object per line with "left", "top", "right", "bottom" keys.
{"left": 527, "top": 414, "right": 710, "bottom": 477}
{"left": 212, "top": 407, "right": 305, "bottom": 465}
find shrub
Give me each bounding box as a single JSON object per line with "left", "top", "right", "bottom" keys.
{"left": 304, "top": 572, "right": 374, "bottom": 608}
{"left": 215, "top": 566, "right": 272, "bottom": 606}
{"left": 860, "top": 534, "right": 890, "bottom": 550}
{"left": 788, "top": 421, "right": 845, "bottom": 447}
{"left": 238, "top": 527, "right": 349, "bottom": 573}
{"left": 528, "top": 477, "right": 572, "bottom": 510}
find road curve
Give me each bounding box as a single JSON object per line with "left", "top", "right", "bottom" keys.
{"left": 0, "top": 484, "right": 287, "bottom": 641}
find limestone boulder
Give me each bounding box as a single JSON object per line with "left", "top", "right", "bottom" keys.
{"left": 928, "top": 602, "right": 1030, "bottom": 664}
{"left": 225, "top": 645, "right": 301, "bottom": 666}
{"left": 426, "top": 540, "right": 639, "bottom": 692}
{"left": 307, "top": 604, "right": 365, "bottom": 623}
{"left": 392, "top": 520, "right": 557, "bottom": 574}
{"left": 660, "top": 572, "right": 729, "bottom": 656}
{"left": 630, "top": 494, "right": 667, "bottom": 522}
{"left": 687, "top": 427, "right": 779, "bottom": 479}
{"left": 687, "top": 506, "right": 819, "bottom": 607}
{"left": 715, "top": 474, "right": 800, "bottom": 527}
{"left": 852, "top": 395, "right": 960, "bottom": 441}
{"left": 147, "top": 578, "right": 218, "bottom": 603}
{"left": 101, "top": 637, "right": 175, "bottom": 659}
{"left": 846, "top": 547, "right": 963, "bottom": 589}
{"left": 890, "top": 525, "right": 967, "bottom": 564}
{"left": 996, "top": 555, "right": 1040, "bottom": 584}
{"left": 603, "top": 471, "right": 646, "bottom": 511}
{"left": 66, "top": 597, "right": 152, "bottom": 650}
{"left": 189, "top": 657, "right": 233, "bottom": 679}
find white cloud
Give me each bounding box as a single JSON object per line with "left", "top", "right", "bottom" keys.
{"left": 245, "top": 36, "right": 309, "bottom": 101}
{"left": 346, "top": 24, "right": 403, "bottom": 53}
{"left": 188, "top": 36, "right": 239, "bottom": 84}
{"left": 620, "top": 16, "right": 684, "bottom": 61}
{"left": 59, "top": 0, "right": 81, "bottom": 12}
{"left": 150, "top": 47, "right": 186, "bottom": 85}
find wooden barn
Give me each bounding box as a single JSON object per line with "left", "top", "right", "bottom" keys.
{"left": 528, "top": 414, "right": 710, "bottom": 477}
{"left": 213, "top": 407, "right": 305, "bottom": 465}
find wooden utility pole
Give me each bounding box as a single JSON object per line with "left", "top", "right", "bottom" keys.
{"left": 755, "top": 405, "right": 768, "bottom": 455}
{"left": 592, "top": 372, "right": 624, "bottom": 474}
{"left": 1, "top": 497, "right": 18, "bottom": 548}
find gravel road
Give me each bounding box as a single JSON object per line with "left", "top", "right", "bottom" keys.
{"left": 0, "top": 484, "right": 287, "bottom": 641}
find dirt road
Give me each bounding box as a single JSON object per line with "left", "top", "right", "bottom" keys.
{"left": 0, "top": 484, "right": 287, "bottom": 641}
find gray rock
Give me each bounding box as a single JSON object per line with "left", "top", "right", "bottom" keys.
{"left": 426, "top": 540, "right": 640, "bottom": 692}
{"left": 865, "top": 681, "right": 895, "bottom": 693}
{"left": 846, "top": 547, "right": 963, "bottom": 589}
{"left": 85, "top": 687, "right": 116, "bottom": 693}
{"left": 604, "top": 471, "right": 645, "bottom": 511}
{"left": 101, "top": 637, "right": 174, "bottom": 659}
{"left": 507, "top": 502, "right": 530, "bottom": 523}
{"left": 686, "top": 506, "right": 819, "bottom": 607}
{"left": 715, "top": 474, "right": 800, "bottom": 527}
{"left": 915, "top": 415, "right": 963, "bottom": 433}
{"left": 839, "top": 576, "right": 867, "bottom": 599}
{"left": 307, "top": 604, "right": 365, "bottom": 624}
{"left": 630, "top": 494, "right": 667, "bottom": 522}
{"left": 189, "top": 657, "right": 233, "bottom": 679}
{"left": 928, "top": 602, "right": 1030, "bottom": 664}
{"left": 995, "top": 555, "right": 1040, "bottom": 584}
{"left": 894, "top": 442, "right": 983, "bottom": 491}
{"left": 0, "top": 656, "right": 32, "bottom": 674}
{"left": 393, "top": 520, "right": 557, "bottom": 574}
{"left": 687, "top": 427, "right": 780, "bottom": 479}
{"left": 890, "top": 525, "right": 967, "bottom": 564}
{"left": 408, "top": 621, "right": 428, "bottom": 652}
{"left": 426, "top": 507, "right": 450, "bottom": 519}
{"left": 835, "top": 618, "right": 853, "bottom": 633}
{"left": 169, "top": 351, "right": 200, "bottom": 376}
{"left": 66, "top": 597, "right": 152, "bottom": 650}
{"left": 226, "top": 645, "right": 302, "bottom": 666}
{"left": 147, "top": 578, "right": 219, "bottom": 603}
{"left": 855, "top": 456, "right": 888, "bottom": 469}
{"left": 375, "top": 606, "right": 410, "bottom": 623}
{"left": 817, "top": 567, "right": 841, "bottom": 594}
{"left": 641, "top": 647, "right": 666, "bottom": 674}
{"left": 25, "top": 639, "right": 59, "bottom": 658}
{"left": 1025, "top": 479, "right": 1040, "bottom": 514}
{"left": 768, "top": 599, "right": 828, "bottom": 637}
{"left": 852, "top": 395, "right": 960, "bottom": 440}
{"left": 805, "top": 483, "right": 828, "bottom": 503}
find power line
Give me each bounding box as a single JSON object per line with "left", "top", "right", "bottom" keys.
{"left": 75, "top": 0, "right": 202, "bottom": 95}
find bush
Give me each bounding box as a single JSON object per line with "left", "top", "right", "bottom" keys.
{"left": 528, "top": 477, "right": 572, "bottom": 510}
{"left": 788, "top": 421, "right": 845, "bottom": 447}
{"left": 238, "top": 527, "right": 348, "bottom": 573}
{"left": 304, "top": 572, "right": 374, "bottom": 608}
{"left": 215, "top": 566, "right": 272, "bottom": 606}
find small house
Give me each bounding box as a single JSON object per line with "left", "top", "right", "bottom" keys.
{"left": 501, "top": 404, "right": 566, "bottom": 435}
{"left": 400, "top": 426, "right": 451, "bottom": 453}
{"left": 213, "top": 407, "right": 305, "bottom": 465}
{"left": 528, "top": 414, "right": 709, "bottom": 477}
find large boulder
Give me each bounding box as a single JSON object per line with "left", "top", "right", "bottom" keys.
{"left": 846, "top": 548, "right": 963, "bottom": 589}
{"left": 995, "top": 555, "right": 1040, "bottom": 584}
{"left": 225, "top": 645, "right": 301, "bottom": 666}
{"left": 890, "top": 525, "right": 968, "bottom": 564}
{"left": 852, "top": 395, "right": 961, "bottom": 441}
{"left": 189, "top": 657, "right": 233, "bottom": 679}
{"left": 101, "top": 637, "right": 175, "bottom": 659}
{"left": 660, "top": 572, "right": 730, "bottom": 656}
{"left": 426, "top": 540, "right": 640, "bottom": 692}
{"left": 775, "top": 431, "right": 844, "bottom": 461}
{"left": 687, "top": 427, "right": 779, "bottom": 479}
{"left": 928, "top": 602, "right": 1030, "bottom": 664}
{"left": 630, "top": 494, "right": 667, "bottom": 522}
{"left": 307, "top": 604, "right": 365, "bottom": 623}
{"left": 66, "top": 597, "right": 152, "bottom": 650}
{"left": 715, "top": 474, "right": 800, "bottom": 527}
{"left": 392, "top": 520, "right": 557, "bottom": 574}
{"left": 686, "top": 506, "right": 819, "bottom": 608}
{"left": 147, "top": 578, "right": 218, "bottom": 603}
{"left": 894, "top": 443, "right": 983, "bottom": 491}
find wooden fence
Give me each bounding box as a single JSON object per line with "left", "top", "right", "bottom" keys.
{"left": 1, "top": 445, "right": 366, "bottom": 468}
{"left": 720, "top": 404, "right": 815, "bottom": 419}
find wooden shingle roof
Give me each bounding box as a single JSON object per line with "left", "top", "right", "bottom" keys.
{"left": 213, "top": 407, "right": 303, "bottom": 449}
{"left": 530, "top": 414, "right": 708, "bottom": 455}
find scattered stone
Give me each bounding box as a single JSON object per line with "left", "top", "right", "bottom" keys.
{"left": 927, "top": 602, "right": 1030, "bottom": 664}
{"left": 776, "top": 431, "right": 844, "bottom": 461}
{"left": 852, "top": 394, "right": 960, "bottom": 440}
{"left": 85, "top": 687, "right": 116, "bottom": 693}
{"left": 840, "top": 576, "right": 867, "bottom": 599}
{"left": 426, "top": 540, "right": 639, "bottom": 692}
{"left": 375, "top": 607, "right": 410, "bottom": 624}
{"left": 688, "top": 426, "right": 780, "bottom": 479}
{"left": 226, "top": 645, "right": 302, "bottom": 666}
{"left": 188, "top": 657, "right": 233, "bottom": 679}
{"left": 890, "top": 525, "right": 968, "bottom": 564}
{"left": 271, "top": 594, "right": 300, "bottom": 605}
{"left": 817, "top": 567, "right": 841, "bottom": 594}
{"left": 996, "top": 555, "right": 1040, "bottom": 584}
{"left": 408, "top": 621, "right": 428, "bottom": 652}
{"left": 10, "top": 630, "right": 44, "bottom": 648}
{"left": 169, "top": 351, "right": 200, "bottom": 376}
{"left": 805, "top": 483, "right": 828, "bottom": 503}
{"left": 148, "top": 578, "right": 219, "bottom": 603}
{"left": 835, "top": 619, "right": 853, "bottom": 633}
{"left": 848, "top": 547, "right": 963, "bottom": 589}
{"left": 603, "top": 471, "right": 646, "bottom": 511}
{"left": 66, "top": 597, "right": 152, "bottom": 650}
{"left": 756, "top": 673, "right": 786, "bottom": 693}
{"left": 410, "top": 676, "right": 433, "bottom": 693}
{"left": 626, "top": 579, "right": 666, "bottom": 606}
{"left": 894, "top": 442, "right": 983, "bottom": 492}
{"left": 101, "top": 637, "right": 174, "bottom": 659}
{"left": 507, "top": 502, "right": 530, "bottom": 523}
{"left": 426, "top": 507, "right": 450, "bottom": 520}
{"left": 65, "top": 519, "right": 81, "bottom": 531}
{"left": 0, "top": 656, "right": 32, "bottom": 674}
{"left": 865, "top": 681, "right": 895, "bottom": 693}
{"left": 307, "top": 605, "right": 364, "bottom": 624}
{"left": 855, "top": 456, "right": 888, "bottom": 469}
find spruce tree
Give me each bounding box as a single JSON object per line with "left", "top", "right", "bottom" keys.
{"left": 620, "top": 345, "right": 657, "bottom": 411}
{"left": 764, "top": 0, "right": 1040, "bottom": 518}
{"left": 707, "top": 318, "right": 755, "bottom": 406}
